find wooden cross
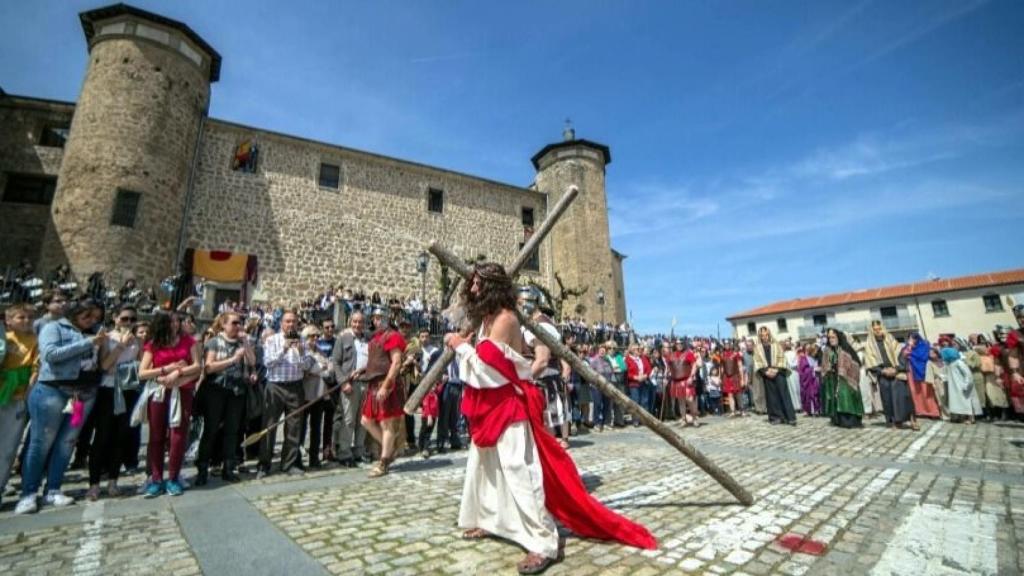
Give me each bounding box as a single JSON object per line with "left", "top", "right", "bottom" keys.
{"left": 405, "top": 186, "right": 754, "bottom": 506}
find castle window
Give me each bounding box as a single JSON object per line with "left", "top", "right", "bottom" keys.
{"left": 428, "top": 187, "right": 444, "bottom": 214}
{"left": 518, "top": 242, "right": 539, "bottom": 272}
{"left": 39, "top": 125, "right": 70, "bottom": 148}
{"left": 318, "top": 163, "right": 340, "bottom": 189}
{"left": 111, "top": 189, "right": 141, "bottom": 228}
{"left": 231, "top": 139, "right": 259, "bottom": 173}
{"left": 983, "top": 294, "right": 1004, "bottom": 313}
{"left": 2, "top": 174, "right": 56, "bottom": 205}
{"left": 521, "top": 206, "right": 535, "bottom": 228}
{"left": 931, "top": 300, "right": 950, "bottom": 317}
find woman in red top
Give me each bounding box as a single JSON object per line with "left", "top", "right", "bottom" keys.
{"left": 138, "top": 312, "right": 201, "bottom": 497}
{"left": 360, "top": 312, "right": 407, "bottom": 478}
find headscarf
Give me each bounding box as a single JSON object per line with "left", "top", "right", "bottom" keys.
{"left": 827, "top": 328, "right": 859, "bottom": 362}
{"left": 906, "top": 331, "right": 930, "bottom": 382}
{"left": 940, "top": 347, "right": 960, "bottom": 364}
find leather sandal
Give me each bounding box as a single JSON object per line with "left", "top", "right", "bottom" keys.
{"left": 517, "top": 551, "right": 562, "bottom": 575}
{"left": 461, "top": 528, "right": 490, "bottom": 540}
{"left": 368, "top": 457, "right": 392, "bottom": 478}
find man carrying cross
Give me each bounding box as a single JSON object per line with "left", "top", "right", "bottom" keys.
{"left": 446, "top": 262, "right": 655, "bottom": 575}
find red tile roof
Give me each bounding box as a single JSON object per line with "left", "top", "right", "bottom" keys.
{"left": 728, "top": 268, "right": 1024, "bottom": 321}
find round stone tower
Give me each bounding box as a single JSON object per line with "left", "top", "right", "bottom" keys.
{"left": 532, "top": 128, "right": 622, "bottom": 325}
{"left": 42, "top": 4, "right": 220, "bottom": 289}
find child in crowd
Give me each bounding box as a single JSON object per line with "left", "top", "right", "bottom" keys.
{"left": 706, "top": 366, "right": 723, "bottom": 416}
{"left": 418, "top": 381, "right": 442, "bottom": 458}
{"left": 0, "top": 304, "right": 39, "bottom": 506}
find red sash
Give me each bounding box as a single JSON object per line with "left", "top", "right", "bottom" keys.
{"left": 471, "top": 340, "right": 657, "bottom": 550}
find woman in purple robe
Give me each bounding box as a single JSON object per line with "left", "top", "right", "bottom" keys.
{"left": 798, "top": 344, "right": 821, "bottom": 416}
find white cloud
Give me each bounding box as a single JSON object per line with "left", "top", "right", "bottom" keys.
{"left": 609, "top": 182, "right": 719, "bottom": 238}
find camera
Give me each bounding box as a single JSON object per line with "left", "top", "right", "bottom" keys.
{"left": 285, "top": 330, "right": 300, "bottom": 341}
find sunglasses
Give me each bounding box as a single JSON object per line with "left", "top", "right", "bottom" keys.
{"left": 228, "top": 321, "right": 243, "bottom": 326}
{"left": 119, "top": 316, "right": 137, "bottom": 322}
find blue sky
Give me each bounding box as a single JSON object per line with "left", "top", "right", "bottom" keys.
{"left": 2, "top": 1, "right": 1022, "bottom": 334}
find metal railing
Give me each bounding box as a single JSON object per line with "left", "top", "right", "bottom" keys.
{"left": 796, "top": 313, "right": 920, "bottom": 339}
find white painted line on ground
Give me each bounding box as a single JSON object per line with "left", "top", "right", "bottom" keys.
{"left": 870, "top": 503, "right": 998, "bottom": 576}
{"left": 72, "top": 501, "right": 105, "bottom": 576}
{"left": 633, "top": 422, "right": 947, "bottom": 570}
{"left": 897, "top": 422, "right": 943, "bottom": 463}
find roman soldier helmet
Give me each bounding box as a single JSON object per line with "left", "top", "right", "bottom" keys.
{"left": 517, "top": 285, "right": 552, "bottom": 316}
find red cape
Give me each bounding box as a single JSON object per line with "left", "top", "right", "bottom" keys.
{"left": 465, "top": 340, "right": 657, "bottom": 550}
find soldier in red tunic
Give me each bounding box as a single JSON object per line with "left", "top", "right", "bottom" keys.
{"left": 720, "top": 340, "right": 747, "bottom": 417}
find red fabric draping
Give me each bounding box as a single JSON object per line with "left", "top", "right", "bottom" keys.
{"left": 473, "top": 340, "right": 657, "bottom": 550}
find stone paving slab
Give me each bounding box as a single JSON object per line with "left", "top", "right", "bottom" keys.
{"left": 0, "top": 416, "right": 1021, "bottom": 575}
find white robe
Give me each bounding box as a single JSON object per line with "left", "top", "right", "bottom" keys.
{"left": 943, "top": 359, "right": 984, "bottom": 417}
{"left": 454, "top": 341, "right": 560, "bottom": 559}
{"left": 784, "top": 349, "right": 802, "bottom": 412}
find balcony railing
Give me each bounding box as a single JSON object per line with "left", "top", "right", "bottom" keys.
{"left": 796, "top": 314, "right": 919, "bottom": 339}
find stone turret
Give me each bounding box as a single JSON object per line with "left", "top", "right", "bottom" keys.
{"left": 532, "top": 132, "right": 621, "bottom": 324}
{"left": 42, "top": 4, "right": 220, "bottom": 288}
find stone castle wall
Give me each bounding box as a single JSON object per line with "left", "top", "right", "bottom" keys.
{"left": 1, "top": 5, "right": 623, "bottom": 316}
{"left": 41, "top": 34, "right": 210, "bottom": 289}
{"left": 0, "top": 97, "right": 72, "bottom": 271}
{"left": 184, "top": 120, "right": 551, "bottom": 305}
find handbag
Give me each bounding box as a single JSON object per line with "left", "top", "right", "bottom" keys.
{"left": 245, "top": 381, "right": 264, "bottom": 419}
{"left": 116, "top": 361, "right": 141, "bottom": 392}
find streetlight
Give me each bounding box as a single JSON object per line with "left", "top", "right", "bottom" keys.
{"left": 596, "top": 287, "right": 606, "bottom": 327}
{"left": 416, "top": 251, "right": 429, "bottom": 313}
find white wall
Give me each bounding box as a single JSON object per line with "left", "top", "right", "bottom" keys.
{"left": 730, "top": 283, "right": 1023, "bottom": 342}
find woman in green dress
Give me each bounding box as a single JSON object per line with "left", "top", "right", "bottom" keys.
{"left": 820, "top": 328, "right": 864, "bottom": 429}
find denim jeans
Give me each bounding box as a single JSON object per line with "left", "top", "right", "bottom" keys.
{"left": 644, "top": 381, "right": 657, "bottom": 414}
{"left": 22, "top": 383, "right": 96, "bottom": 497}
{"left": 627, "top": 386, "right": 649, "bottom": 426}
{"left": 589, "top": 386, "right": 612, "bottom": 426}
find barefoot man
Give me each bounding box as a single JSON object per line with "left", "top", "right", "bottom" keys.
{"left": 446, "top": 262, "right": 656, "bottom": 575}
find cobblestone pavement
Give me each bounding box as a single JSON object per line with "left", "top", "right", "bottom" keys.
{"left": 1, "top": 415, "right": 1022, "bottom": 575}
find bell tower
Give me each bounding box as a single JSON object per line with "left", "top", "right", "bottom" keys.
{"left": 532, "top": 125, "right": 622, "bottom": 324}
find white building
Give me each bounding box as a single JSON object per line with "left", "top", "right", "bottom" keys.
{"left": 728, "top": 268, "right": 1024, "bottom": 343}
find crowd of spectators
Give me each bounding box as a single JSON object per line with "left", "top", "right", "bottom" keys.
{"left": 2, "top": 276, "right": 1022, "bottom": 515}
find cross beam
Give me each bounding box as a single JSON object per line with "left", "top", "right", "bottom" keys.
{"left": 423, "top": 241, "right": 754, "bottom": 506}
{"left": 404, "top": 185, "right": 580, "bottom": 412}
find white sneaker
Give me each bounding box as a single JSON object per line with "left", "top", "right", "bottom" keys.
{"left": 14, "top": 496, "right": 38, "bottom": 514}
{"left": 44, "top": 491, "right": 74, "bottom": 507}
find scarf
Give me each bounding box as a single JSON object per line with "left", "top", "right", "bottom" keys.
{"left": 940, "top": 347, "right": 961, "bottom": 364}
{"left": 906, "top": 332, "right": 930, "bottom": 382}
{"left": 753, "top": 338, "right": 786, "bottom": 371}
{"left": 864, "top": 332, "right": 899, "bottom": 370}
{"left": 821, "top": 345, "right": 862, "bottom": 391}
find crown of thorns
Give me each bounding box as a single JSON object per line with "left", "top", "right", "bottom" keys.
{"left": 473, "top": 262, "right": 509, "bottom": 281}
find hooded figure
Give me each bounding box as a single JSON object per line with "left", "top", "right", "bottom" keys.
{"left": 940, "top": 347, "right": 982, "bottom": 421}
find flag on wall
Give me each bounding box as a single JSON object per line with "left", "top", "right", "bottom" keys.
{"left": 192, "top": 250, "right": 250, "bottom": 282}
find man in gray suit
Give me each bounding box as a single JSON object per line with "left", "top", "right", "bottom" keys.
{"left": 331, "top": 311, "right": 369, "bottom": 467}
